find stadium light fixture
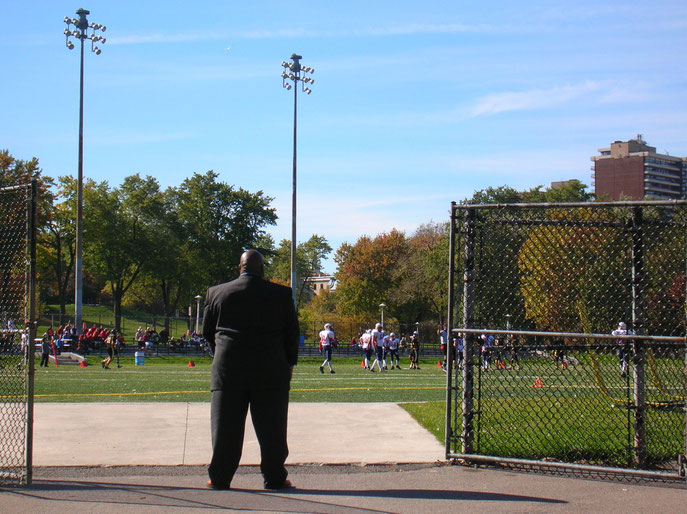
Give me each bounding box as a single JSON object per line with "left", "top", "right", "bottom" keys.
{"left": 64, "top": 8, "right": 106, "bottom": 334}
{"left": 281, "top": 54, "right": 314, "bottom": 309}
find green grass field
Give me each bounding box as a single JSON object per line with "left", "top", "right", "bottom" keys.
{"left": 30, "top": 352, "right": 684, "bottom": 468}
{"left": 33, "top": 356, "right": 448, "bottom": 403}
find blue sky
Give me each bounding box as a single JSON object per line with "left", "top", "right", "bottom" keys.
{"left": 2, "top": 1, "right": 687, "bottom": 272}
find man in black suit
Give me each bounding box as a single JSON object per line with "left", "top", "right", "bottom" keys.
{"left": 202, "top": 249, "right": 299, "bottom": 490}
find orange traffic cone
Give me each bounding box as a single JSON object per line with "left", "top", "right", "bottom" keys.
{"left": 533, "top": 377, "right": 543, "bottom": 388}
{"left": 361, "top": 360, "right": 365, "bottom": 368}
{"left": 188, "top": 361, "right": 195, "bottom": 367}
{"left": 79, "top": 361, "right": 88, "bottom": 367}
{"left": 437, "top": 361, "right": 443, "bottom": 368}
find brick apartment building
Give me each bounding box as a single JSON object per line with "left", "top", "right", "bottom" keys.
{"left": 591, "top": 135, "right": 687, "bottom": 200}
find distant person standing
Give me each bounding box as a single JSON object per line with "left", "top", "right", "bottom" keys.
{"left": 360, "top": 330, "right": 373, "bottom": 370}
{"left": 39, "top": 332, "right": 51, "bottom": 367}
{"left": 203, "top": 250, "right": 299, "bottom": 491}
{"left": 612, "top": 321, "right": 631, "bottom": 377}
{"left": 135, "top": 327, "right": 144, "bottom": 348}
{"left": 409, "top": 331, "right": 420, "bottom": 369}
{"left": 370, "top": 323, "right": 386, "bottom": 373}
{"left": 386, "top": 332, "right": 400, "bottom": 370}
{"left": 438, "top": 325, "right": 448, "bottom": 371}
{"left": 101, "top": 329, "right": 117, "bottom": 369}
{"left": 18, "top": 331, "right": 29, "bottom": 369}
{"left": 318, "top": 323, "right": 336, "bottom": 374}
{"left": 115, "top": 331, "right": 124, "bottom": 368}
{"left": 480, "top": 333, "right": 494, "bottom": 371}
{"left": 454, "top": 334, "right": 464, "bottom": 370}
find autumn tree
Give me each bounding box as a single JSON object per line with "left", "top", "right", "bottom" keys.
{"left": 518, "top": 207, "right": 629, "bottom": 332}
{"left": 391, "top": 223, "right": 450, "bottom": 323}
{"left": 463, "top": 181, "right": 593, "bottom": 329}
{"left": 334, "top": 230, "right": 408, "bottom": 318}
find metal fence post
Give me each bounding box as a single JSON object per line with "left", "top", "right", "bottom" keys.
{"left": 25, "top": 180, "right": 37, "bottom": 485}
{"left": 684, "top": 217, "right": 687, "bottom": 477}
{"left": 445, "top": 202, "right": 456, "bottom": 456}
{"left": 631, "top": 205, "right": 646, "bottom": 467}
{"left": 462, "top": 207, "right": 476, "bottom": 455}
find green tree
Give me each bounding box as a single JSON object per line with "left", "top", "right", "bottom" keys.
{"left": 39, "top": 176, "right": 76, "bottom": 323}
{"left": 0, "top": 150, "right": 58, "bottom": 316}
{"left": 266, "top": 234, "right": 332, "bottom": 286}
{"left": 120, "top": 177, "right": 191, "bottom": 332}
{"left": 171, "top": 170, "right": 277, "bottom": 288}
{"left": 0, "top": 150, "right": 52, "bottom": 195}
{"left": 543, "top": 179, "right": 593, "bottom": 203}
{"left": 469, "top": 185, "right": 522, "bottom": 204}
{"left": 83, "top": 175, "right": 160, "bottom": 332}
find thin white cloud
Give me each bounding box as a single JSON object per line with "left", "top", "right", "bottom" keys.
{"left": 230, "top": 23, "right": 506, "bottom": 39}
{"left": 109, "top": 32, "right": 229, "bottom": 45}
{"left": 471, "top": 81, "right": 603, "bottom": 117}
{"left": 353, "top": 23, "right": 502, "bottom": 36}
{"left": 598, "top": 84, "right": 651, "bottom": 104}
{"left": 109, "top": 22, "right": 508, "bottom": 45}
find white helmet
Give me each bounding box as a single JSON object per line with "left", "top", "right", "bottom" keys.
{"left": 324, "top": 323, "right": 332, "bottom": 330}
{"left": 618, "top": 322, "right": 626, "bottom": 330}
{"left": 375, "top": 323, "right": 382, "bottom": 329}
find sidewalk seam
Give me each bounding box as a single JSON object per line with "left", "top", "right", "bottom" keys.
{"left": 182, "top": 402, "right": 190, "bottom": 465}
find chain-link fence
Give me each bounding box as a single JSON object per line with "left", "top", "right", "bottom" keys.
{"left": 0, "top": 182, "right": 37, "bottom": 486}
{"left": 446, "top": 201, "right": 687, "bottom": 480}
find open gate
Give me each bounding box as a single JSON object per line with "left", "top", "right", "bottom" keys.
{"left": 446, "top": 200, "right": 687, "bottom": 480}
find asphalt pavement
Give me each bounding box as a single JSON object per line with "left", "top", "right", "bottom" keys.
{"left": 1, "top": 402, "right": 684, "bottom": 513}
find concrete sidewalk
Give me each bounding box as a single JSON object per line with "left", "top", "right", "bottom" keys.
{"left": 33, "top": 402, "right": 445, "bottom": 466}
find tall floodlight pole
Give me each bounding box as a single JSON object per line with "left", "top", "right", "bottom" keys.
{"left": 64, "top": 9, "right": 106, "bottom": 334}
{"left": 379, "top": 303, "right": 386, "bottom": 330}
{"left": 281, "top": 54, "right": 314, "bottom": 309}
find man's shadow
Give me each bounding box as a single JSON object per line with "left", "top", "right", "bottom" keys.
{"left": 3, "top": 480, "right": 567, "bottom": 511}
{"left": 293, "top": 486, "right": 566, "bottom": 504}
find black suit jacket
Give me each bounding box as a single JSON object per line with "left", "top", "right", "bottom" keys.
{"left": 202, "top": 274, "right": 299, "bottom": 392}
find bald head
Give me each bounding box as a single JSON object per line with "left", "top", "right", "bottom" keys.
{"left": 239, "top": 250, "right": 265, "bottom": 277}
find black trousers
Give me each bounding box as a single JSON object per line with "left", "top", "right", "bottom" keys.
{"left": 209, "top": 388, "right": 289, "bottom": 488}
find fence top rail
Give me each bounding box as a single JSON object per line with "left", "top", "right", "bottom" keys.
{"left": 0, "top": 329, "right": 28, "bottom": 335}
{"left": 453, "top": 199, "right": 687, "bottom": 211}
{"left": 0, "top": 183, "right": 32, "bottom": 193}
{"left": 452, "top": 327, "right": 686, "bottom": 342}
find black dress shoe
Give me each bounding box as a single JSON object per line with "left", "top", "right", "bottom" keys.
{"left": 264, "top": 479, "right": 293, "bottom": 490}
{"left": 207, "top": 479, "right": 230, "bottom": 490}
